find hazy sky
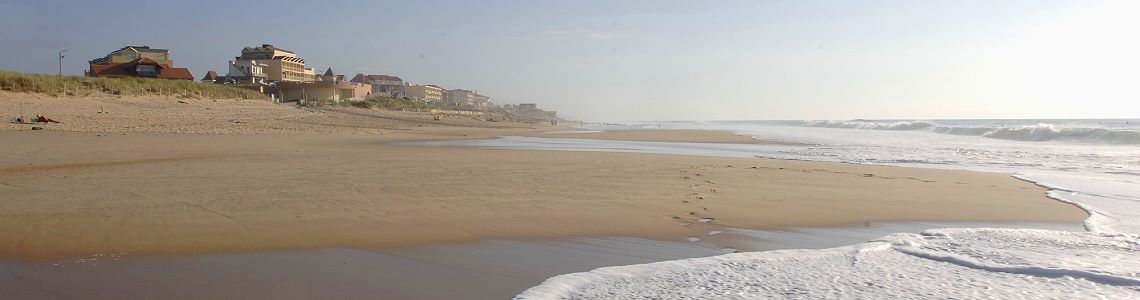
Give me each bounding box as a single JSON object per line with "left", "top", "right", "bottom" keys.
{"left": 2, "top": 0, "right": 1137, "bottom": 121}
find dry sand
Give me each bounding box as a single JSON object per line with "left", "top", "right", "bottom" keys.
{"left": 0, "top": 91, "right": 533, "bottom": 135}
{"left": 0, "top": 93, "right": 1086, "bottom": 261}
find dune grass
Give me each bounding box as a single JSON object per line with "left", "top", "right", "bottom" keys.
{"left": 305, "top": 96, "right": 439, "bottom": 110}
{"left": 0, "top": 70, "right": 267, "bottom": 99}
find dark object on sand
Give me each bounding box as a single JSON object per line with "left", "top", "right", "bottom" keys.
{"left": 35, "top": 116, "right": 61, "bottom": 123}
{"left": 31, "top": 126, "right": 43, "bottom": 130}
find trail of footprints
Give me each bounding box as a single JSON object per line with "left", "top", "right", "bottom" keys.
{"left": 674, "top": 164, "right": 728, "bottom": 243}
{"left": 673, "top": 163, "right": 940, "bottom": 244}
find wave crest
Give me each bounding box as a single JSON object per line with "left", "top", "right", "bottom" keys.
{"left": 801, "top": 120, "right": 1140, "bottom": 144}
{"left": 803, "top": 120, "right": 937, "bottom": 130}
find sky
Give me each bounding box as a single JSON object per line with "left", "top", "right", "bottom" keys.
{"left": 1, "top": 0, "right": 1137, "bottom": 121}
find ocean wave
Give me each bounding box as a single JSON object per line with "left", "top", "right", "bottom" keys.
{"left": 975, "top": 124, "right": 1140, "bottom": 144}
{"left": 801, "top": 120, "right": 1140, "bottom": 144}
{"left": 803, "top": 120, "right": 937, "bottom": 130}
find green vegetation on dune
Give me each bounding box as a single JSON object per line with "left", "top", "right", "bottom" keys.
{"left": 305, "top": 96, "right": 444, "bottom": 111}
{"left": 0, "top": 70, "right": 267, "bottom": 99}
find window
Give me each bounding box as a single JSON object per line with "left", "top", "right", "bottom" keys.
{"left": 135, "top": 65, "right": 157, "bottom": 77}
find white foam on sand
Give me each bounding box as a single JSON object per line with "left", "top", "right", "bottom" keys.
{"left": 517, "top": 229, "right": 1140, "bottom": 299}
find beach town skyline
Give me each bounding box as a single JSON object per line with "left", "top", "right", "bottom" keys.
{"left": 3, "top": 0, "right": 1138, "bottom": 121}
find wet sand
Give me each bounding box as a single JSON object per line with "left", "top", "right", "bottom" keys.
{"left": 529, "top": 129, "right": 769, "bottom": 144}
{"left": 0, "top": 221, "right": 1083, "bottom": 300}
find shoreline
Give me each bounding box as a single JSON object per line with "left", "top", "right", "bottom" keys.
{"left": 527, "top": 129, "right": 772, "bottom": 144}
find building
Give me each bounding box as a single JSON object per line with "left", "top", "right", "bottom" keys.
{"left": 274, "top": 68, "right": 371, "bottom": 102}
{"left": 233, "top": 44, "right": 315, "bottom": 83}
{"left": 225, "top": 59, "right": 269, "bottom": 84}
{"left": 89, "top": 45, "right": 173, "bottom": 66}
{"left": 446, "top": 89, "right": 476, "bottom": 106}
{"left": 473, "top": 94, "right": 493, "bottom": 108}
{"left": 88, "top": 46, "right": 193, "bottom": 80}
{"left": 505, "top": 103, "right": 558, "bottom": 122}
{"left": 405, "top": 84, "right": 444, "bottom": 103}
{"left": 200, "top": 70, "right": 221, "bottom": 83}
{"left": 350, "top": 74, "right": 405, "bottom": 98}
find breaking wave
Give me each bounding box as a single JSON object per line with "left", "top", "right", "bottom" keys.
{"left": 801, "top": 120, "right": 1140, "bottom": 144}
{"left": 803, "top": 120, "right": 937, "bottom": 131}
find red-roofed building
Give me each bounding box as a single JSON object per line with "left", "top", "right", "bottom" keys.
{"left": 88, "top": 46, "right": 194, "bottom": 80}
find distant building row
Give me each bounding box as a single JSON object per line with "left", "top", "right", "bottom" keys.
{"left": 86, "top": 44, "right": 500, "bottom": 109}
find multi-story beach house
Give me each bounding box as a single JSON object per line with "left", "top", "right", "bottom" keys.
{"left": 274, "top": 68, "right": 371, "bottom": 103}
{"left": 232, "top": 44, "right": 316, "bottom": 83}
{"left": 405, "top": 84, "right": 444, "bottom": 103}
{"left": 350, "top": 74, "right": 405, "bottom": 98}
{"left": 225, "top": 59, "right": 270, "bottom": 84}
{"left": 446, "top": 89, "right": 476, "bottom": 106}
{"left": 87, "top": 46, "right": 194, "bottom": 80}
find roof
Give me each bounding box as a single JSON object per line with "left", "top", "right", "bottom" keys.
{"left": 134, "top": 57, "right": 166, "bottom": 67}
{"left": 157, "top": 68, "right": 194, "bottom": 80}
{"left": 369, "top": 75, "right": 403, "bottom": 81}
{"left": 323, "top": 67, "right": 335, "bottom": 77}
{"left": 201, "top": 70, "right": 219, "bottom": 81}
{"left": 117, "top": 45, "right": 169, "bottom": 53}
{"left": 243, "top": 44, "right": 295, "bottom": 54}
{"left": 350, "top": 74, "right": 403, "bottom": 84}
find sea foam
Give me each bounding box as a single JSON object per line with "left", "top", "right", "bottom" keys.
{"left": 517, "top": 229, "right": 1140, "bottom": 299}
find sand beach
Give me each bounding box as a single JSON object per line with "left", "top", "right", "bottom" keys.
{"left": 0, "top": 93, "right": 1087, "bottom": 298}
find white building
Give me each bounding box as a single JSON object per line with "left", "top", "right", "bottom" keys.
{"left": 226, "top": 59, "right": 269, "bottom": 84}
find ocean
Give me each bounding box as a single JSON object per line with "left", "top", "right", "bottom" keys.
{"left": 508, "top": 119, "right": 1140, "bottom": 299}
